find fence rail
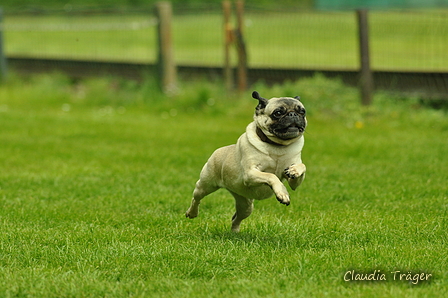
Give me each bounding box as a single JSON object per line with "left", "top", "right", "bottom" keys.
{"left": 7, "top": 56, "right": 448, "bottom": 99}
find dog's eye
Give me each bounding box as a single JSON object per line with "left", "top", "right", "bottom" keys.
{"left": 298, "top": 108, "right": 306, "bottom": 115}
{"left": 273, "top": 110, "right": 284, "bottom": 118}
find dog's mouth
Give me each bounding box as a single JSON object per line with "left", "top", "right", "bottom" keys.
{"left": 273, "top": 124, "right": 305, "bottom": 139}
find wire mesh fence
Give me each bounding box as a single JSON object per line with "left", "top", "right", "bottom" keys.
{"left": 2, "top": 13, "right": 157, "bottom": 62}
{"left": 1, "top": 4, "right": 447, "bottom": 96}
{"left": 2, "top": 6, "right": 447, "bottom": 70}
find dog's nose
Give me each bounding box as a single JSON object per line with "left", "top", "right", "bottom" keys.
{"left": 288, "top": 111, "right": 297, "bottom": 117}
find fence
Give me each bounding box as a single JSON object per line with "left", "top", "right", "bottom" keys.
{"left": 1, "top": 2, "right": 447, "bottom": 100}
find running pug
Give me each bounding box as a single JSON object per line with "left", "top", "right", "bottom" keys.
{"left": 186, "top": 91, "right": 307, "bottom": 232}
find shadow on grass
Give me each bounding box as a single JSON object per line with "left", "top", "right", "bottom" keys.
{"left": 204, "top": 225, "right": 312, "bottom": 249}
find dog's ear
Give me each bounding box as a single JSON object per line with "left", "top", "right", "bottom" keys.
{"left": 294, "top": 96, "right": 301, "bottom": 101}
{"left": 252, "top": 91, "right": 268, "bottom": 112}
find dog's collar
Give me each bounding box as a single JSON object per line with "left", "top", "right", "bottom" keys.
{"left": 256, "top": 127, "right": 285, "bottom": 146}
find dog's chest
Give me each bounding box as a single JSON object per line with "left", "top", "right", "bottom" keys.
{"left": 260, "top": 152, "right": 298, "bottom": 177}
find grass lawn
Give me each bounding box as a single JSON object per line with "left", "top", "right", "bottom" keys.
{"left": 0, "top": 73, "right": 447, "bottom": 297}
{"left": 3, "top": 10, "right": 448, "bottom": 71}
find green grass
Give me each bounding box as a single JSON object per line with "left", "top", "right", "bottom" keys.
{"left": 0, "top": 73, "right": 447, "bottom": 297}
{"left": 3, "top": 10, "right": 448, "bottom": 71}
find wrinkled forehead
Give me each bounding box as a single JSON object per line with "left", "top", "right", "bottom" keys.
{"left": 266, "top": 97, "right": 304, "bottom": 112}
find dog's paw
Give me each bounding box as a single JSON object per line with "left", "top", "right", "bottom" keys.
{"left": 275, "top": 192, "right": 290, "bottom": 206}
{"left": 273, "top": 183, "right": 290, "bottom": 205}
{"left": 185, "top": 208, "right": 198, "bottom": 219}
{"left": 284, "top": 163, "right": 306, "bottom": 179}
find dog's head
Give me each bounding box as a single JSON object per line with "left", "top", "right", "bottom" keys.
{"left": 252, "top": 91, "right": 307, "bottom": 145}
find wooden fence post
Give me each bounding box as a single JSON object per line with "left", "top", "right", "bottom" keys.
{"left": 155, "top": 2, "right": 177, "bottom": 94}
{"left": 357, "top": 9, "right": 373, "bottom": 105}
{"left": 223, "top": 0, "right": 247, "bottom": 93}
{"left": 223, "top": 0, "right": 233, "bottom": 92}
{"left": 0, "top": 8, "right": 7, "bottom": 83}
{"left": 235, "top": 0, "right": 247, "bottom": 92}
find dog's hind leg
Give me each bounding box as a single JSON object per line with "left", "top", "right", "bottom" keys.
{"left": 185, "top": 177, "right": 219, "bottom": 219}
{"left": 230, "top": 192, "right": 254, "bottom": 232}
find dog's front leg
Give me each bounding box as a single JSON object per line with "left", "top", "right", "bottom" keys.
{"left": 245, "top": 168, "right": 290, "bottom": 205}
{"left": 284, "top": 163, "right": 306, "bottom": 190}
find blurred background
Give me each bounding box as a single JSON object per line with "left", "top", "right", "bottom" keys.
{"left": 1, "top": 0, "right": 447, "bottom": 100}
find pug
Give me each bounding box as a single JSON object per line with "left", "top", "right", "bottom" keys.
{"left": 185, "top": 91, "right": 307, "bottom": 232}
